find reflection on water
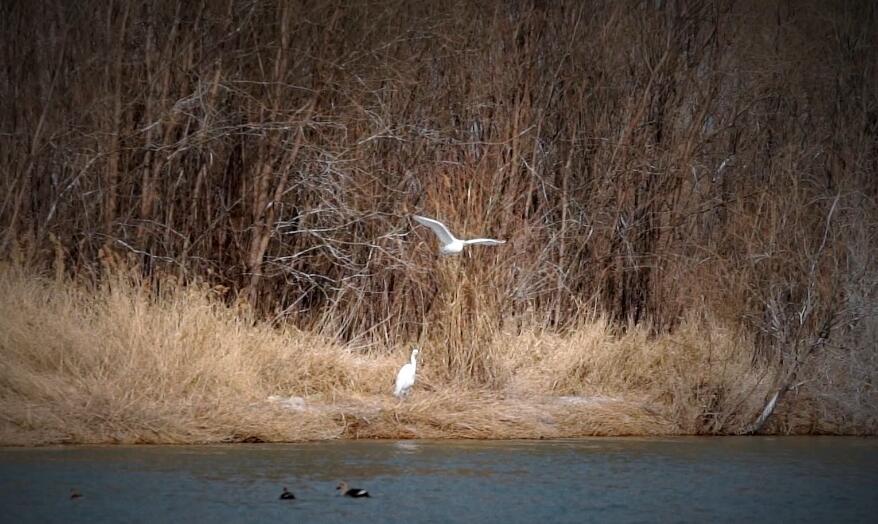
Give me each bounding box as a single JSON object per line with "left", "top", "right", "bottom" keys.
{"left": 1, "top": 437, "right": 876, "bottom": 523}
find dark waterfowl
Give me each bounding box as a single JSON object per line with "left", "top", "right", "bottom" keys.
{"left": 336, "top": 481, "right": 369, "bottom": 498}
{"left": 70, "top": 489, "right": 82, "bottom": 499}
{"left": 279, "top": 487, "right": 296, "bottom": 500}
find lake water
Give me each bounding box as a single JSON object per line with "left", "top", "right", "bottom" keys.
{"left": 1, "top": 437, "right": 876, "bottom": 523}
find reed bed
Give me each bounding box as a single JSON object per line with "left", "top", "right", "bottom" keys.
{"left": 1, "top": 1, "right": 877, "bottom": 442}
{"left": 0, "top": 265, "right": 873, "bottom": 445}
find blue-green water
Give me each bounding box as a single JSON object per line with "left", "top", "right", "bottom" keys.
{"left": 1, "top": 437, "right": 876, "bottom": 523}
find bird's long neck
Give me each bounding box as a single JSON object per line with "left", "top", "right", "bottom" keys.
{"left": 411, "top": 353, "right": 418, "bottom": 366}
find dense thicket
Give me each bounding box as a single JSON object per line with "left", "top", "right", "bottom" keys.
{"left": 2, "top": 0, "right": 876, "bottom": 360}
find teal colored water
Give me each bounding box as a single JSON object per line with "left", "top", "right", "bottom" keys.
{"left": 1, "top": 437, "right": 876, "bottom": 523}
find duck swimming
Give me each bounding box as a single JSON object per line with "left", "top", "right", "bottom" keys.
{"left": 279, "top": 487, "right": 296, "bottom": 500}
{"left": 336, "top": 481, "right": 369, "bottom": 498}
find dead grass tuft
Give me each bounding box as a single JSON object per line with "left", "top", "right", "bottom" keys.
{"left": 1, "top": 267, "right": 873, "bottom": 444}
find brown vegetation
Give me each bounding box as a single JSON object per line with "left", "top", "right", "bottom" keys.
{"left": 1, "top": 0, "right": 877, "bottom": 443}
{"left": 0, "top": 266, "right": 752, "bottom": 444}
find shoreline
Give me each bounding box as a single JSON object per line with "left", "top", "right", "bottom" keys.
{"left": 2, "top": 392, "right": 871, "bottom": 447}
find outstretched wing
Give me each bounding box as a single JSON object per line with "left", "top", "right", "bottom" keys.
{"left": 464, "top": 238, "right": 506, "bottom": 246}
{"left": 413, "top": 215, "right": 456, "bottom": 244}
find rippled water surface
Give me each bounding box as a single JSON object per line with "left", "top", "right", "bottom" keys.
{"left": 1, "top": 437, "right": 876, "bottom": 523}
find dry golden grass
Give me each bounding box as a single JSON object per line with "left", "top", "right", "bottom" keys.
{"left": 2, "top": 265, "right": 872, "bottom": 445}
{"left": 0, "top": 265, "right": 345, "bottom": 445}
{"left": 496, "top": 315, "right": 774, "bottom": 434}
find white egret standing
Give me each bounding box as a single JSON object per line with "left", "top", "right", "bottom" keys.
{"left": 412, "top": 215, "right": 505, "bottom": 256}
{"left": 394, "top": 347, "right": 419, "bottom": 397}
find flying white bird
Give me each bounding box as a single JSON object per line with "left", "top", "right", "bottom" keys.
{"left": 394, "top": 347, "right": 419, "bottom": 397}
{"left": 412, "top": 215, "right": 506, "bottom": 256}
